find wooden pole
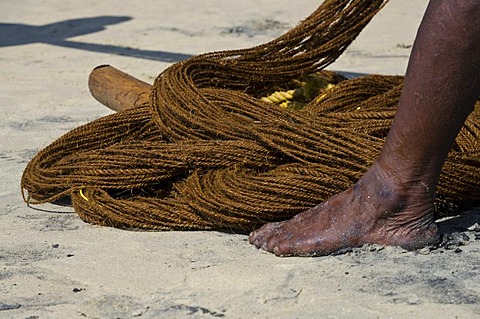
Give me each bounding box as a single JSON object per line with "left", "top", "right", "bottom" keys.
{"left": 88, "top": 65, "right": 151, "bottom": 112}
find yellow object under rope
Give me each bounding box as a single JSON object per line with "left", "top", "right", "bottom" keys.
{"left": 261, "top": 73, "right": 337, "bottom": 109}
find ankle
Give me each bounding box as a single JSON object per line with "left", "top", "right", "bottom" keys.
{"left": 362, "top": 161, "right": 436, "bottom": 209}
{"left": 353, "top": 164, "right": 439, "bottom": 249}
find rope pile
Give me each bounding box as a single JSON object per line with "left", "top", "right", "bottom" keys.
{"left": 21, "top": 0, "right": 480, "bottom": 231}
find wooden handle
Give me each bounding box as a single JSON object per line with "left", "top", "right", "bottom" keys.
{"left": 88, "top": 65, "right": 152, "bottom": 112}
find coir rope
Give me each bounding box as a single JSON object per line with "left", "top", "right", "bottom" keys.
{"left": 21, "top": 0, "right": 480, "bottom": 231}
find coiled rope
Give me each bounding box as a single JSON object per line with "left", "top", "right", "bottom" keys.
{"left": 21, "top": 0, "right": 480, "bottom": 231}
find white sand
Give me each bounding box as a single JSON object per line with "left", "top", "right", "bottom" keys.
{"left": 1, "top": 0, "right": 480, "bottom": 318}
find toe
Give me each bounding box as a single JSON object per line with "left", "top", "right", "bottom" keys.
{"left": 248, "top": 221, "right": 284, "bottom": 248}
{"left": 263, "top": 235, "right": 280, "bottom": 252}
{"left": 273, "top": 237, "right": 329, "bottom": 257}
{"left": 272, "top": 238, "right": 298, "bottom": 257}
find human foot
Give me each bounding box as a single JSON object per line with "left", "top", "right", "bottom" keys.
{"left": 248, "top": 166, "right": 440, "bottom": 257}
{"left": 249, "top": 0, "right": 480, "bottom": 258}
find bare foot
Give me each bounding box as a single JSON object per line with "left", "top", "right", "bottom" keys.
{"left": 249, "top": 0, "right": 480, "bottom": 258}
{"left": 249, "top": 165, "right": 440, "bottom": 257}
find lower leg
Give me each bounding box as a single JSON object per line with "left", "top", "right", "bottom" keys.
{"left": 249, "top": 0, "right": 480, "bottom": 256}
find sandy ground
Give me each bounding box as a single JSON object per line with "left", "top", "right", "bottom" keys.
{"left": 1, "top": 0, "right": 480, "bottom": 318}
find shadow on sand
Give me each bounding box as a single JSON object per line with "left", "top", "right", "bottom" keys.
{"left": 0, "top": 16, "right": 192, "bottom": 63}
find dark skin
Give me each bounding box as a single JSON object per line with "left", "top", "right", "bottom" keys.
{"left": 249, "top": 0, "right": 480, "bottom": 256}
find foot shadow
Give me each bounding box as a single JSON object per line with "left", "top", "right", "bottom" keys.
{"left": 437, "top": 209, "right": 480, "bottom": 233}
